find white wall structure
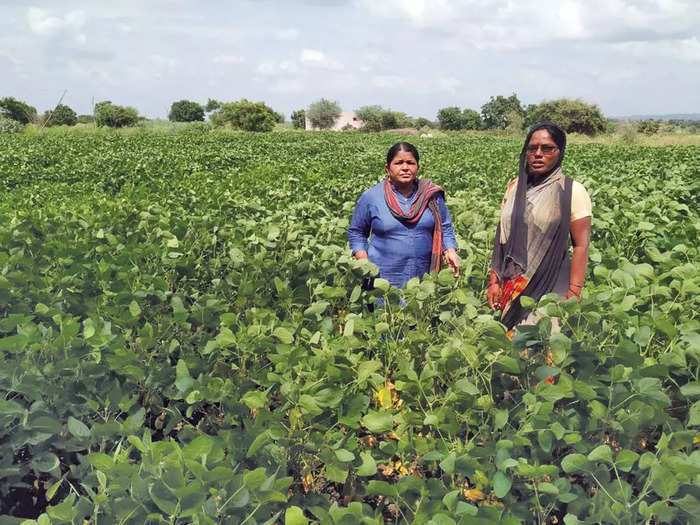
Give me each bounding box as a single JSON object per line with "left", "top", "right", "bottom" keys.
{"left": 305, "top": 111, "right": 363, "bottom": 131}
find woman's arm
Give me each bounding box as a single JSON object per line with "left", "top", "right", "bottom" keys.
{"left": 567, "top": 216, "right": 591, "bottom": 299}
{"left": 436, "top": 195, "right": 460, "bottom": 274}
{"left": 347, "top": 192, "right": 372, "bottom": 260}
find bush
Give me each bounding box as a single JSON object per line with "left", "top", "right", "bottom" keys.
{"left": 168, "top": 100, "right": 205, "bottom": 122}
{"left": 42, "top": 104, "right": 78, "bottom": 127}
{"left": 0, "top": 97, "right": 37, "bottom": 124}
{"left": 524, "top": 98, "right": 608, "bottom": 136}
{"left": 0, "top": 115, "right": 23, "bottom": 133}
{"left": 210, "top": 99, "right": 277, "bottom": 132}
{"left": 637, "top": 119, "right": 660, "bottom": 135}
{"left": 95, "top": 101, "right": 139, "bottom": 128}
{"left": 307, "top": 98, "right": 341, "bottom": 129}
{"left": 77, "top": 115, "right": 95, "bottom": 124}
{"left": 291, "top": 109, "right": 306, "bottom": 129}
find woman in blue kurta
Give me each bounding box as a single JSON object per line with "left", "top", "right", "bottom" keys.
{"left": 347, "top": 142, "right": 459, "bottom": 289}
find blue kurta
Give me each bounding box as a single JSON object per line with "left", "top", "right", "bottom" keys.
{"left": 347, "top": 181, "right": 458, "bottom": 289}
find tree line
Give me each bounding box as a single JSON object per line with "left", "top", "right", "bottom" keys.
{"left": 0, "top": 94, "right": 691, "bottom": 136}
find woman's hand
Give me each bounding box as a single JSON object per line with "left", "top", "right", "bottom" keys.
{"left": 566, "top": 283, "right": 582, "bottom": 300}
{"left": 487, "top": 283, "right": 501, "bottom": 310}
{"left": 486, "top": 269, "right": 501, "bottom": 310}
{"left": 354, "top": 250, "right": 368, "bottom": 260}
{"left": 443, "top": 248, "right": 459, "bottom": 276}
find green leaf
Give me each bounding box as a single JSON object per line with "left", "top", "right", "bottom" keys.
{"left": 31, "top": 452, "right": 60, "bottom": 473}
{"left": 304, "top": 301, "right": 329, "bottom": 316}
{"left": 246, "top": 431, "right": 270, "bottom": 458}
{"left": 298, "top": 394, "right": 323, "bottom": 416}
{"left": 493, "top": 409, "right": 508, "bottom": 430}
{"left": 46, "top": 494, "right": 76, "bottom": 521}
{"left": 454, "top": 378, "right": 479, "bottom": 395}
{"left": 175, "top": 359, "right": 193, "bottom": 392}
{"left": 273, "top": 326, "right": 294, "bottom": 344}
{"left": 149, "top": 480, "right": 178, "bottom": 514}
{"left": 67, "top": 416, "right": 91, "bottom": 438}
{"left": 241, "top": 390, "right": 267, "bottom": 410}
{"left": 285, "top": 506, "right": 308, "bottom": 525}
{"left": 45, "top": 478, "right": 63, "bottom": 501}
{"left": 356, "top": 360, "right": 381, "bottom": 385}
{"left": 688, "top": 401, "right": 700, "bottom": 426}
{"left": 615, "top": 450, "right": 639, "bottom": 472}
{"left": 537, "top": 430, "right": 553, "bottom": 452}
{"left": 588, "top": 445, "right": 613, "bottom": 463}
{"left": 361, "top": 411, "right": 393, "bottom": 433}
{"left": 184, "top": 435, "right": 214, "bottom": 460}
{"left": 650, "top": 464, "right": 679, "bottom": 499}
{"left": 128, "top": 300, "right": 141, "bottom": 317}
{"left": 325, "top": 462, "right": 348, "bottom": 483}
{"left": 373, "top": 278, "right": 390, "bottom": 292}
{"left": 561, "top": 453, "right": 589, "bottom": 473}
{"left": 243, "top": 467, "right": 268, "bottom": 489}
{"left": 334, "top": 449, "right": 355, "bottom": 462}
{"left": 680, "top": 382, "right": 700, "bottom": 399}
{"left": 357, "top": 451, "right": 376, "bottom": 476}
{"left": 493, "top": 471, "right": 511, "bottom": 498}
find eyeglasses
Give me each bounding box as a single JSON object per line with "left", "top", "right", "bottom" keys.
{"left": 526, "top": 144, "right": 558, "bottom": 155}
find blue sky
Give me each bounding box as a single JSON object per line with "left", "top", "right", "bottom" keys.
{"left": 1, "top": 0, "right": 698, "bottom": 119}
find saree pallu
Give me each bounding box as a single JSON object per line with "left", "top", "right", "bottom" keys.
{"left": 491, "top": 172, "right": 573, "bottom": 329}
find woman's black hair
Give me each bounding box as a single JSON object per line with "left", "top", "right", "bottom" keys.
{"left": 386, "top": 142, "right": 420, "bottom": 166}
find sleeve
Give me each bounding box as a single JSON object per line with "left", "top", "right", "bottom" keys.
{"left": 436, "top": 194, "right": 458, "bottom": 251}
{"left": 571, "top": 181, "right": 592, "bottom": 222}
{"left": 347, "top": 191, "right": 372, "bottom": 254}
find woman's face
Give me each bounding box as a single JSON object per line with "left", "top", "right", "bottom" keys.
{"left": 386, "top": 150, "right": 419, "bottom": 186}
{"left": 526, "top": 129, "right": 559, "bottom": 175}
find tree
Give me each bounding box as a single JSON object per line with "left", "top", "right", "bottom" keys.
{"left": 461, "top": 109, "right": 482, "bottom": 130}
{"left": 94, "top": 101, "right": 139, "bottom": 128}
{"left": 0, "top": 115, "right": 24, "bottom": 133}
{"left": 414, "top": 117, "right": 435, "bottom": 129}
{"left": 481, "top": 94, "right": 524, "bottom": 129}
{"left": 437, "top": 107, "right": 464, "bottom": 130}
{"left": 210, "top": 99, "right": 277, "bottom": 132}
{"left": 42, "top": 104, "right": 77, "bottom": 127}
{"left": 291, "top": 109, "right": 306, "bottom": 129}
{"left": 0, "top": 97, "right": 37, "bottom": 124}
{"left": 204, "top": 99, "right": 221, "bottom": 112}
{"left": 307, "top": 98, "right": 341, "bottom": 129}
{"left": 169, "top": 100, "right": 205, "bottom": 122}
{"left": 272, "top": 110, "right": 285, "bottom": 124}
{"left": 524, "top": 98, "right": 607, "bottom": 135}
{"left": 355, "top": 105, "right": 384, "bottom": 132}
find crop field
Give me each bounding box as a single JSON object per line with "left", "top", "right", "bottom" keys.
{"left": 0, "top": 131, "right": 697, "bottom": 524}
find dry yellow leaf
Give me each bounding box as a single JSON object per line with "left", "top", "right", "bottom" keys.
{"left": 464, "top": 489, "right": 485, "bottom": 502}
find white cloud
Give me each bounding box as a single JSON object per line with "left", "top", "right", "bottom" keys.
{"left": 359, "top": 0, "right": 700, "bottom": 51}
{"left": 613, "top": 37, "right": 700, "bottom": 63}
{"left": 256, "top": 59, "right": 299, "bottom": 76}
{"left": 300, "top": 48, "right": 343, "bottom": 70}
{"left": 27, "top": 7, "right": 86, "bottom": 37}
{"left": 276, "top": 28, "right": 299, "bottom": 40}
{"left": 213, "top": 55, "right": 244, "bottom": 64}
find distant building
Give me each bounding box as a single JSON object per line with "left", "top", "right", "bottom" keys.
{"left": 305, "top": 111, "right": 363, "bottom": 131}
